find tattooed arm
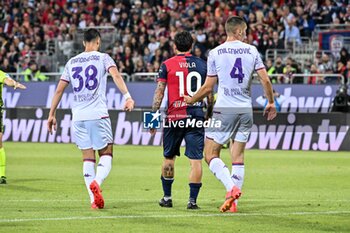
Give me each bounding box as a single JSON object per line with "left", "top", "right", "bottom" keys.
{"left": 150, "top": 81, "right": 166, "bottom": 135}
{"left": 152, "top": 81, "right": 166, "bottom": 112}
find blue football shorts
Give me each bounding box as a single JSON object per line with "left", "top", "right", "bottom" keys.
{"left": 163, "top": 118, "right": 204, "bottom": 160}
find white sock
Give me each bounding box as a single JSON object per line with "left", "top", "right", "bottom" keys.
{"left": 231, "top": 163, "right": 245, "bottom": 189}
{"left": 83, "top": 160, "right": 96, "bottom": 203}
{"left": 209, "top": 157, "right": 235, "bottom": 192}
{"left": 231, "top": 163, "right": 245, "bottom": 205}
{"left": 95, "top": 155, "right": 112, "bottom": 186}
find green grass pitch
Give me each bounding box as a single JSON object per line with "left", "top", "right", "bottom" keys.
{"left": 0, "top": 142, "right": 349, "bottom": 233}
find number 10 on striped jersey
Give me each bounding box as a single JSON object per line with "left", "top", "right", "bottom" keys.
{"left": 176, "top": 71, "right": 202, "bottom": 96}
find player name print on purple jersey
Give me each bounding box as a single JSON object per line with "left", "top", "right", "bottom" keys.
{"left": 208, "top": 40, "right": 265, "bottom": 114}
{"left": 60, "top": 51, "right": 116, "bottom": 121}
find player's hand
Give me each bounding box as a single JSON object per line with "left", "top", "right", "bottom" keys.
{"left": 183, "top": 95, "right": 193, "bottom": 105}
{"left": 124, "top": 98, "right": 135, "bottom": 111}
{"left": 47, "top": 116, "right": 57, "bottom": 134}
{"left": 14, "top": 82, "right": 26, "bottom": 90}
{"left": 263, "top": 103, "right": 277, "bottom": 121}
{"left": 150, "top": 128, "right": 157, "bottom": 136}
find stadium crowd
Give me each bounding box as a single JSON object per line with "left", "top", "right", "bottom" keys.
{"left": 0, "top": 0, "right": 350, "bottom": 83}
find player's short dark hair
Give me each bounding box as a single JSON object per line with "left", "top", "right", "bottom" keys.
{"left": 174, "top": 31, "right": 193, "bottom": 52}
{"left": 83, "top": 28, "right": 101, "bottom": 42}
{"left": 225, "top": 16, "right": 246, "bottom": 35}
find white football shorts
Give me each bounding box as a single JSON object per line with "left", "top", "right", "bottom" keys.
{"left": 206, "top": 112, "right": 253, "bottom": 144}
{"left": 72, "top": 118, "right": 113, "bottom": 150}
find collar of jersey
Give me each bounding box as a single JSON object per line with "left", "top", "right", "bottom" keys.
{"left": 176, "top": 53, "right": 191, "bottom": 56}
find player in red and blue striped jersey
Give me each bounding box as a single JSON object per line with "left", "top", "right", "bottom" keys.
{"left": 151, "top": 31, "right": 213, "bottom": 209}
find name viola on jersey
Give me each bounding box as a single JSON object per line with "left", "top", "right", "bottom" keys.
{"left": 70, "top": 55, "right": 100, "bottom": 64}
{"left": 179, "top": 62, "right": 196, "bottom": 68}
{"left": 224, "top": 87, "right": 249, "bottom": 96}
{"left": 217, "top": 47, "right": 251, "bottom": 55}
{"left": 163, "top": 118, "right": 222, "bottom": 128}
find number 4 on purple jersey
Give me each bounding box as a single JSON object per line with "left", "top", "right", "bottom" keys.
{"left": 230, "top": 58, "right": 244, "bottom": 83}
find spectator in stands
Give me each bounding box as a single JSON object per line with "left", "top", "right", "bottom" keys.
{"left": 0, "top": 0, "right": 348, "bottom": 78}
{"left": 337, "top": 60, "right": 347, "bottom": 83}
{"left": 343, "top": 60, "right": 350, "bottom": 85}
{"left": 319, "top": 0, "right": 337, "bottom": 24}
{"left": 265, "top": 59, "right": 278, "bottom": 84}
{"left": 151, "top": 49, "right": 164, "bottom": 65}
{"left": 318, "top": 54, "right": 333, "bottom": 73}
{"left": 22, "top": 62, "right": 48, "bottom": 82}
{"left": 7, "top": 44, "right": 20, "bottom": 66}
{"left": 134, "top": 59, "right": 146, "bottom": 73}
{"left": 308, "top": 64, "right": 324, "bottom": 84}
{"left": 0, "top": 58, "right": 16, "bottom": 73}
{"left": 285, "top": 19, "right": 302, "bottom": 46}
{"left": 257, "top": 33, "right": 269, "bottom": 60}
{"left": 283, "top": 64, "right": 297, "bottom": 84}
{"left": 143, "top": 47, "right": 152, "bottom": 65}
{"left": 340, "top": 48, "right": 350, "bottom": 66}
{"left": 273, "top": 56, "right": 285, "bottom": 83}
{"left": 148, "top": 36, "right": 160, "bottom": 56}
{"left": 270, "top": 31, "right": 285, "bottom": 49}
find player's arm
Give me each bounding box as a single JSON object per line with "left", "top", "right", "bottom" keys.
{"left": 48, "top": 80, "right": 69, "bottom": 134}
{"left": 109, "top": 66, "right": 134, "bottom": 111}
{"left": 2, "top": 75, "right": 26, "bottom": 89}
{"left": 256, "top": 68, "right": 277, "bottom": 121}
{"left": 205, "top": 91, "right": 214, "bottom": 120}
{"left": 151, "top": 81, "right": 166, "bottom": 112}
{"left": 184, "top": 76, "right": 217, "bottom": 104}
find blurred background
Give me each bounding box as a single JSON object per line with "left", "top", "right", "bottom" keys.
{"left": 2, "top": 0, "right": 350, "bottom": 150}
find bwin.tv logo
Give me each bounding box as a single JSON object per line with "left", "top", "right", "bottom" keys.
{"left": 143, "top": 110, "right": 161, "bottom": 129}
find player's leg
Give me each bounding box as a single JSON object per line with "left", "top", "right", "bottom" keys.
{"left": 0, "top": 132, "right": 7, "bottom": 184}
{"left": 184, "top": 124, "right": 204, "bottom": 209}
{"left": 72, "top": 120, "right": 96, "bottom": 207}
{"left": 87, "top": 118, "right": 114, "bottom": 209}
{"left": 159, "top": 156, "right": 176, "bottom": 207}
{"left": 229, "top": 140, "right": 245, "bottom": 212}
{"left": 204, "top": 138, "right": 234, "bottom": 192}
{"left": 187, "top": 159, "right": 202, "bottom": 209}
{"left": 82, "top": 148, "right": 96, "bottom": 205}
{"left": 205, "top": 112, "right": 242, "bottom": 212}
{"left": 159, "top": 124, "right": 183, "bottom": 207}
{"left": 95, "top": 144, "right": 113, "bottom": 186}
{"left": 229, "top": 113, "right": 253, "bottom": 212}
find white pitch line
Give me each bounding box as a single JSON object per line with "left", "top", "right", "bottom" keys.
{"left": 0, "top": 211, "right": 349, "bottom": 223}
{"left": 2, "top": 199, "right": 350, "bottom": 203}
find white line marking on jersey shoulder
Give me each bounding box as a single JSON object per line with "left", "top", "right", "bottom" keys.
{"left": 1, "top": 211, "right": 349, "bottom": 223}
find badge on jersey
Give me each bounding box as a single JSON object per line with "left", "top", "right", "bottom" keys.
{"left": 143, "top": 110, "right": 161, "bottom": 129}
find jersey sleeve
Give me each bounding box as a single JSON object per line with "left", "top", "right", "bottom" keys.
{"left": 157, "top": 63, "right": 167, "bottom": 82}
{"left": 60, "top": 64, "right": 70, "bottom": 83}
{"left": 0, "top": 70, "right": 10, "bottom": 83}
{"left": 253, "top": 47, "right": 265, "bottom": 71}
{"left": 207, "top": 50, "right": 217, "bottom": 77}
{"left": 103, "top": 54, "right": 117, "bottom": 73}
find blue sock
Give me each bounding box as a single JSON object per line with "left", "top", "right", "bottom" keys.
{"left": 189, "top": 183, "right": 202, "bottom": 203}
{"left": 161, "top": 176, "right": 174, "bottom": 198}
